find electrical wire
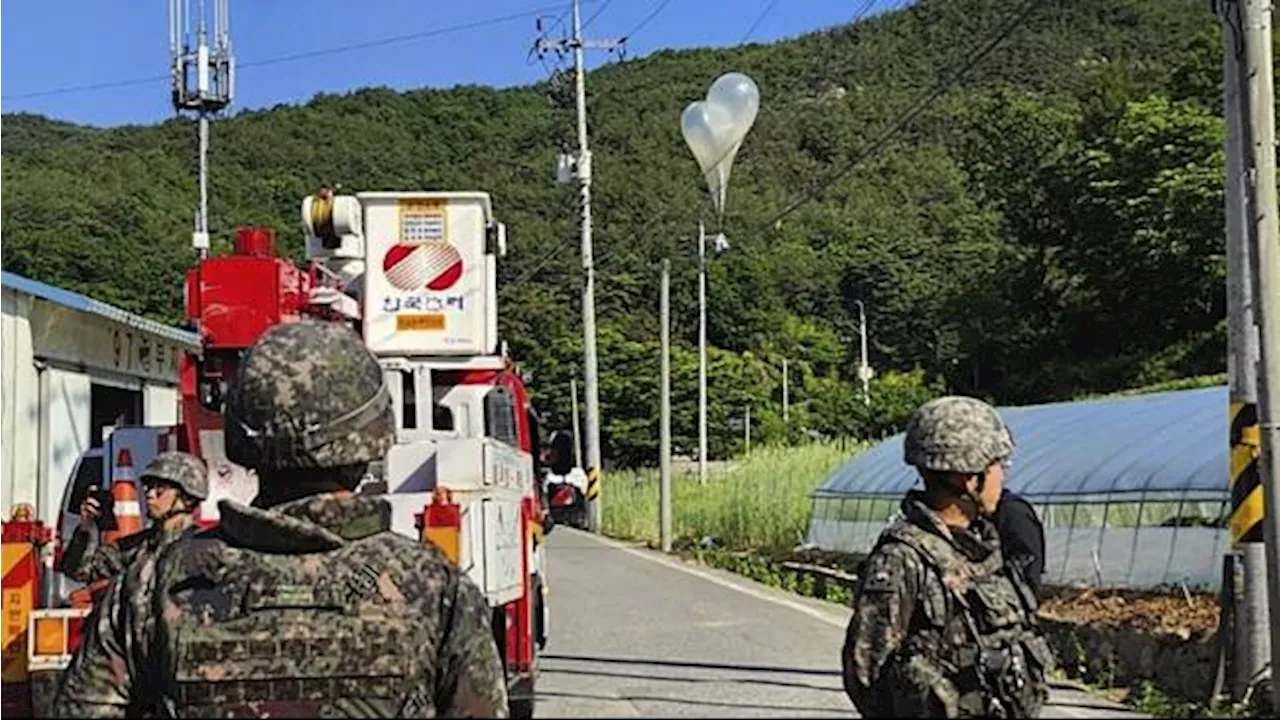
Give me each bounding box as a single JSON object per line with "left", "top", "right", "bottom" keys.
{"left": 586, "top": 0, "right": 1035, "bottom": 276}
{"left": 760, "top": 0, "right": 1040, "bottom": 229}
{"left": 3, "top": 2, "right": 579, "bottom": 101}
{"left": 582, "top": 0, "right": 618, "bottom": 31}
{"left": 621, "top": 0, "right": 676, "bottom": 42}
{"left": 740, "top": 0, "right": 781, "bottom": 44}
{"left": 851, "top": 0, "right": 880, "bottom": 26}
{"left": 237, "top": 4, "right": 577, "bottom": 70}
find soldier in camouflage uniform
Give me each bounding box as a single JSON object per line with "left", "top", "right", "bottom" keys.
{"left": 53, "top": 319, "right": 509, "bottom": 718}
{"left": 841, "top": 396, "right": 1055, "bottom": 718}
{"left": 62, "top": 451, "right": 209, "bottom": 583}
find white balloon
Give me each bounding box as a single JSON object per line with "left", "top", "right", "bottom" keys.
{"left": 706, "top": 72, "right": 759, "bottom": 143}
{"left": 681, "top": 101, "right": 736, "bottom": 174}
{"left": 680, "top": 71, "right": 760, "bottom": 215}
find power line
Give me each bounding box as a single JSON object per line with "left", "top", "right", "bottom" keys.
{"left": 582, "top": 0, "right": 617, "bottom": 31}
{"left": 3, "top": 2, "right": 577, "bottom": 102}
{"left": 2, "top": 74, "right": 170, "bottom": 101}
{"left": 238, "top": 4, "right": 576, "bottom": 69}
{"left": 621, "top": 0, "right": 676, "bottom": 42}
{"left": 852, "top": 0, "right": 880, "bottom": 26}
{"left": 504, "top": 0, "right": 1035, "bottom": 290}
{"left": 512, "top": 236, "right": 578, "bottom": 286}
{"left": 740, "top": 0, "right": 781, "bottom": 44}
{"left": 585, "top": 0, "right": 911, "bottom": 271}
{"left": 589, "top": 0, "right": 1030, "bottom": 274}
{"left": 761, "top": 0, "right": 1039, "bottom": 228}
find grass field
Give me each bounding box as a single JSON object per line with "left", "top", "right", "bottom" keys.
{"left": 600, "top": 441, "right": 862, "bottom": 551}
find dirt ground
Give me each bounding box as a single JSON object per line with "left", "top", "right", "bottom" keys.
{"left": 1037, "top": 586, "right": 1220, "bottom": 638}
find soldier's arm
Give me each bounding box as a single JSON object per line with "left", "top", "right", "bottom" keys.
{"left": 64, "top": 529, "right": 151, "bottom": 584}
{"left": 71, "top": 543, "right": 129, "bottom": 584}
{"left": 435, "top": 575, "right": 510, "bottom": 718}
{"left": 60, "top": 525, "right": 99, "bottom": 579}
{"left": 841, "top": 546, "right": 921, "bottom": 715}
{"left": 50, "top": 576, "right": 133, "bottom": 718}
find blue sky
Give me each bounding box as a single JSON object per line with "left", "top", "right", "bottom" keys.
{"left": 2, "top": 1, "right": 895, "bottom": 128}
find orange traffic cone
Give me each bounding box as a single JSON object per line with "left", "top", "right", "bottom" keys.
{"left": 102, "top": 448, "right": 143, "bottom": 545}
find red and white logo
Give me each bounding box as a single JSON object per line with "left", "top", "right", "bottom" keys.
{"left": 382, "top": 242, "right": 463, "bottom": 292}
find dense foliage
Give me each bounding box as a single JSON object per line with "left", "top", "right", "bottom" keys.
{"left": 2, "top": 0, "right": 1232, "bottom": 466}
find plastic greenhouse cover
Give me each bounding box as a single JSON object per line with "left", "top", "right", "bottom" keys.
{"left": 814, "top": 385, "right": 1230, "bottom": 503}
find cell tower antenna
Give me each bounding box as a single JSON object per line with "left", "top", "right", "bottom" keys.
{"left": 169, "top": 0, "right": 235, "bottom": 258}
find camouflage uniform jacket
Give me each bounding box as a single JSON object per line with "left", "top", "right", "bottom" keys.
{"left": 52, "top": 493, "right": 509, "bottom": 718}
{"left": 61, "top": 521, "right": 193, "bottom": 584}
{"left": 841, "top": 491, "right": 1054, "bottom": 718}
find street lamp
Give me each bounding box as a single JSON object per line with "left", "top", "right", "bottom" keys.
{"left": 681, "top": 72, "right": 759, "bottom": 485}
{"left": 854, "top": 300, "right": 872, "bottom": 405}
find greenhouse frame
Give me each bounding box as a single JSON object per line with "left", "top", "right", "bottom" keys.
{"left": 806, "top": 385, "right": 1233, "bottom": 591}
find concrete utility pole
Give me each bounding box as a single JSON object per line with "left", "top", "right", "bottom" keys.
{"left": 744, "top": 404, "right": 751, "bottom": 455}
{"left": 536, "top": 0, "right": 622, "bottom": 532}
{"left": 660, "top": 259, "right": 672, "bottom": 553}
{"left": 1222, "top": 0, "right": 1267, "bottom": 697}
{"left": 698, "top": 221, "right": 709, "bottom": 485}
{"left": 782, "top": 357, "right": 790, "bottom": 424}
{"left": 1241, "top": 0, "right": 1280, "bottom": 705}
{"left": 169, "top": 0, "right": 233, "bottom": 258}
{"left": 855, "top": 300, "right": 871, "bottom": 405}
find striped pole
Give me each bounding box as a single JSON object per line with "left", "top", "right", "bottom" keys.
{"left": 584, "top": 467, "right": 600, "bottom": 507}
{"left": 1222, "top": 0, "right": 1271, "bottom": 697}
{"left": 1240, "top": 0, "right": 1280, "bottom": 707}
{"left": 1230, "top": 402, "right": 1264, "bottom": 544}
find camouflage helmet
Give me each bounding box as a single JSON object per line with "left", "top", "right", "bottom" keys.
{"left": 224, "top": 319, "right": 394, "bottom": 471}
{"left": 903, "top": 396, "right": 1014, "bottom": 475}
{"left": 141, "top": 451, "right": 209, "bottom": 501}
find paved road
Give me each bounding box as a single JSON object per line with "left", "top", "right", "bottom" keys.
{"left": 534, "top": 528, "right": 1148, "bottom": 718}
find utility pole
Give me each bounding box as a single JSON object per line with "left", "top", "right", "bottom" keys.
{"left": 169, "top": 0, "right": 233, "bottom": 258}
{"left": 1218, "top": 0, "right": 1269, "bottom": 696}
{"left": 699, "top": 221, "right": 709, "bottom": 485}
{"left": 855, "top": 300, "right": 872, "bottom": 405}
{"left": 536, "top": 0, "right": 623, "bottom": 532}
{"left": 1241, "top": 0, "right": 1280, "bottom": 705}
{"left": 571, "top": 377, "right": 583, "bottom": 469}
{"left": 782, "top": 357, "right": 790, "bottom": 425}
{"left": 744, "top": 404, "right": 751, "bottom": 455}
{"left": 660, "top": 259, "right": 672, "bottom": 553}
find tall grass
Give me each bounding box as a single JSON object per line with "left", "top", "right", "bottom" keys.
{"left": 600, "top": 441, "right": 861, "bottom": 551}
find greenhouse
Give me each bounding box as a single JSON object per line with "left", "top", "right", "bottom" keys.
{"left": 806, "top": 385, "right": 1232, "bottom": 591}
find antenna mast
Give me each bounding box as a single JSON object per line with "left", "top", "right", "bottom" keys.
{"left": 170, "top": 0, "right": 235, "bottom": 257}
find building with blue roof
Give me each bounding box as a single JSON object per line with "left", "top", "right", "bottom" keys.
{"left": 2, "top": 271, "right": 199, "bottom": 527}
{"left": 806, "top": 386, "right": 1231, "bottom": 591}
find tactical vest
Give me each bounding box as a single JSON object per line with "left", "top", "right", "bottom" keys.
{"left": 148, "top": 535, "right": 434, "bottom": 719}
{"left": 877, "top": 521, "right": 1055, "bottom": 718}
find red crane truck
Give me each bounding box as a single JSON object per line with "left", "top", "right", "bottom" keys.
{"left": 3, "top": 189, "right": 550, "bottom": 718}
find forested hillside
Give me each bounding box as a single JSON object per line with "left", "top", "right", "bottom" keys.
{"left": 1, "top": 0, "right": 1230, "bottom": 465}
